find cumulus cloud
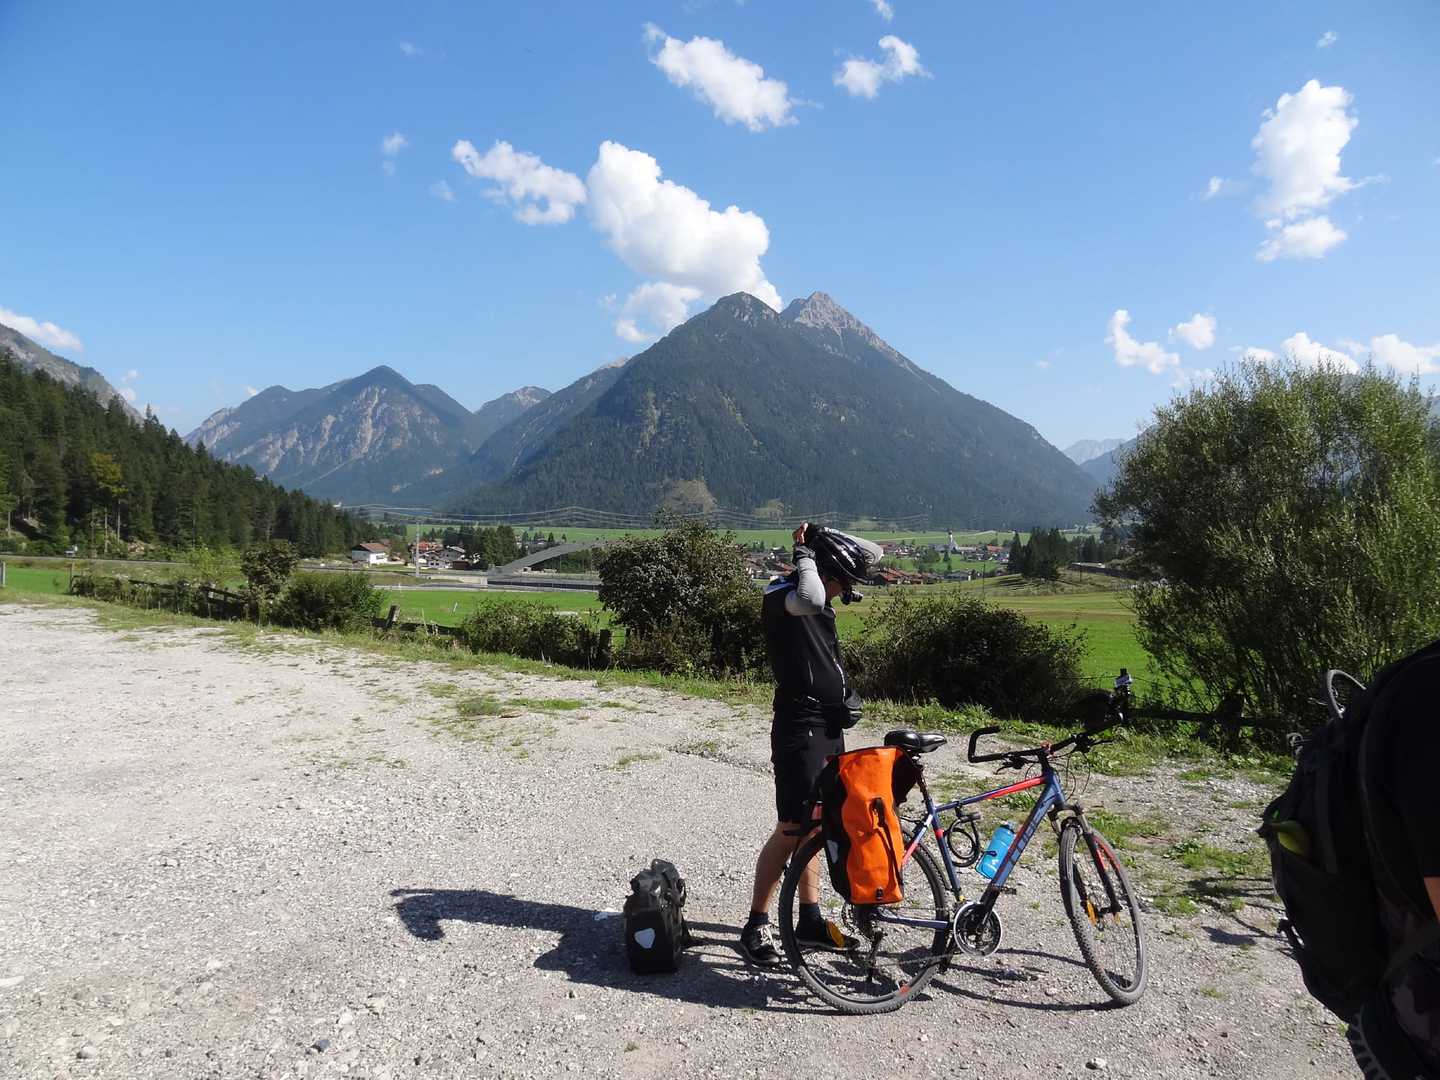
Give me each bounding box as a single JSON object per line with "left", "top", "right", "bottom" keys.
{"left": 1256, "top": 215, "right": 1347, "bottom": 261}
{"left": 1107, "top": 310, "right": 1180, "bottom": 375}
{"left": 834, "top": 36, "right": 928, "bottom": 99}
{"left": 120, "top": 368, "right": 139, "bottom": 383}
{"left": 245, "top": 386, "right": 260, "bottom": 397}
{"left": 586, "top": 140, "right": 780, "bottom": 338}
{"left": 0, "top": 306, "right": 84, "bottom": 352}
{"left": 452, "top": 139, "right": 587, "bottom": 225}
{"left": 1277, "top": 331, "right": 1360, "bottom": 372}
{"left": 399, "top": 41, "right": 422, "bottom": 57}
{"left": 1171, "top": 313, "right": 1217, "bottom": 350}
{"left": 1250, "top": 80, "right": 1364, "bottom": 260}
{"left": 118, "top": 387, "right": 137, "bottom": 403}
{"left": 871, "top": 0, "right": 895, "bottom": 20}
{"left": 1240, "top": 346, "right": 1278, "bottom": 362}
{"left": 429, "top": 180, "right": 456, "bottom": 202}
{"left": 1316, "top": 30, "right": 1338, "bottom": 49}
{"left": 1353, "top": 334, "right": 1440, "bottom": 375}
{"left": 644, "top": 25, "right": 796, "bottom": 131}
{"left": 381, "top": 132, "right": 409, "bottom": 157}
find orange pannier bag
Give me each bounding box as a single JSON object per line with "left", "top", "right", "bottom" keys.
{"left": 816, "top": 746, "right": 920, "bottom": 905}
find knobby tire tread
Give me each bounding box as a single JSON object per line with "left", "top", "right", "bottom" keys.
{"left": 1058, "top": 819, "right": 1149, "bottom": 1005}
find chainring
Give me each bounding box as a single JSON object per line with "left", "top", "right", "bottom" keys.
{"left": 950, "top": 901, "right": 1003, "bottom": 956}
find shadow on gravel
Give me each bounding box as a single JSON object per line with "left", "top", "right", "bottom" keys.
{"left": 931, "top": 948, "right": 1118, "bottom": 1013}
{"left": 390, "top": 888, "right": 815, "bottom": 1014}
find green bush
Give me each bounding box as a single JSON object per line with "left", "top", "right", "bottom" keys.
{"left": 598, "top": 516, "right": 766, "bottom": 678}
{"left": 458, "top": 600, "right": 606, "bottom": 668}
{"left": 844, "top": 588, "right": 1088, "bottom": 721}
{"left": 272, "top": 572, "right": 383, "bottom": 632}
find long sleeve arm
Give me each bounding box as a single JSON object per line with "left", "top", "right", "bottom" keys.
{"left": 785, "top": 549, "right": 827, "bottom": 615}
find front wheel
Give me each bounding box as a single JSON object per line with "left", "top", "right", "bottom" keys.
{"left": 1058, "top": 818, "right": 1148, "bottom": 1005}
{"left": 777, "top": 830, "right": 951, "bottom": 1014}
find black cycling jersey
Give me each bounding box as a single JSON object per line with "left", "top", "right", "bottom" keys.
{"left": 762, "top": 573, "right": 845, "bottom": 723}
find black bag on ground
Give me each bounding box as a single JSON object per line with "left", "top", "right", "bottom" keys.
{"left": 1259, "top": 641, "right": 1440, "bottom": 1020}
{"left": 622, "top": 859, "right": 692, "bottom": 974}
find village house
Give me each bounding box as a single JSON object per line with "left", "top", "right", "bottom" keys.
{"left": 350, "top": 542, "right": 389, "bottom": 566}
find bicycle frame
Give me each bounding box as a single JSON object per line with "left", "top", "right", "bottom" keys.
{"left": 870, "top": 756, "right": 1068, "bottom": 932}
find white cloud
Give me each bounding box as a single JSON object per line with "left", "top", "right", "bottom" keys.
{"left": 452, "top": 139, "right": 587, "bottom": 225}
{"left": 120, "top": 368, "right": 139, "bottom": 383}
{"left": 586, "top": 140, "right": 780, "bottom": 340}
{"left": 1256, "top": 215, "right": 1347, "bottom": 261}
{"left": 644, "top": 25, "right": 796, "bottom": 131}
{"left": 1034, "top": 359, "right": 1051, "bottom": 370}
{"left": 1107, "top": 310, "right": 1180, "bottom": 375}
{"left": 381, "top": 132, "right": 409, "bottom": 157}
{"left": 834, "top": 36, "right": 928, "bottom": 99}
{"left": 429, "top": 180, "right": 456, "bottom": 202}
{"left": 1316, "top": 30, "right": 1338, "bottom": 49}
{"left": 1278, "top": 331, "right": 1360, "bottom": 371}
{"left": 1240, "top": 346, "right": 1278, "bottom": 362}
{"left": 381, "top": 160, "right": 396, "bottom": 176}
{"left": 245, "top": 386, "right": 260, "bottom": 397}
{"left": 1170, "top": 313, "right": 1217, "bottom": 351}
{"left": 399, "top": 41, "right": 422, "bottom": 57}
{"left": 0, "top": 306, "right": 84, "bottom": 352}
{"left": 1248, "top": 79, "right": 1363, "bottom": 261}
{"left": 871, "top": 0, "right": 895, "bottom": 21}
{"left": 1355, "top": 334, "right": 1440, "bottom": 375}
{"left": 1201, "top": 176, "right": 1239, "bottom": 200}
{"left": 615, "top": 319, "right": 651, "bottom": 344}
{"left": 118, "top": 387, "right": 137, "bottom": 403}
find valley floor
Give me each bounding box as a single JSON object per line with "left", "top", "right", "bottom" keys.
{"left": 0, "top": 604, "right": 1352, "bottom": 1079}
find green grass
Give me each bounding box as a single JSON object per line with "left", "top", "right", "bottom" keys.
{"left": 505, "top": 696, "right": 586, "bottom": 711}
{"left": 1084, "top": 807, "right": 1171, "bottom": 846}
{"left": 0, "top": 565, "right": 74, "bottom": 594}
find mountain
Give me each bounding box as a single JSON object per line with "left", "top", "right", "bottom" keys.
{"left": 446, "top": 292, "right": 1097, "bottom": 527}
{"left": 187, "top": 367, "right": 548, "bottom": 504}
{"left": 1062, "top": 437, "right": 1125, "bottom": 466}
{"left": 0, "top": 320, "right": 142, "bottom": 421}
{"left": 469, "top": 386, "right": 551, "bottom": 449}
{"left": 1082, "top": 436, "right": 1140, "bottom": 489}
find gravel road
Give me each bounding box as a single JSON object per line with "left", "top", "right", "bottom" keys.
{"left": 0, "top": 604, "right": 1354, "bottom": 1079}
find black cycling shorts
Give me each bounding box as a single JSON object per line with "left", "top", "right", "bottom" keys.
{"left": 771, "top": 721, "right": 843, "bottom": 823}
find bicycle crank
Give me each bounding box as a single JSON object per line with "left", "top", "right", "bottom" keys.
{"left": 950, "top": 902, "right": 1003, "bottom": 956}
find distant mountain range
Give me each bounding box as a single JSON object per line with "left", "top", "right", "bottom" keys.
{"left": 1080, "top": 436, "right": 1140, "bottom": 488}
{"left": 0, "top": 321, "right": 141, "bottom": 421}
{"left": 186, "top": 291, "right": 1105, "bottom": 524}
{"left": 186, "top": 368, "right": 549, "bottom": 504}
{"left": 1061, "top": 437, "right": 1126, "bottom": 466}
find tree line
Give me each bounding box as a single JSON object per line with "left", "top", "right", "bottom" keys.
{"left": 1005, "top": 528, "right": 1123, "bottom": 580}
{"left": 0, "top": 355, "right": 364, "bottom": 556}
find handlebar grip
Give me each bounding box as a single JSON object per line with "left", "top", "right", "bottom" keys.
{"left": 967, "top": 726, "right": 1005, "bottom": 763}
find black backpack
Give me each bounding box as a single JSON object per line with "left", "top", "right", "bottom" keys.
{"left": 622, "top": 859, "right": 692, "bottom": 974}
{"left": 1260, "top": 642, "right": 1440, "bottom": 1020}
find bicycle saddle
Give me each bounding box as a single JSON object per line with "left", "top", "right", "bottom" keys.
{"left": 883, "top": 729, "right": 948, "bottom": 754}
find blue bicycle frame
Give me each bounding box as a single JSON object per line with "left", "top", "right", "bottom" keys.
{"left": 871, "top": 758, "right": 1068, "bottom": 931}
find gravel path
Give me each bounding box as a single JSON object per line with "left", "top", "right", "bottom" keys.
{"left": 0, "top": 604, "right": 1353, "bottom": 1079}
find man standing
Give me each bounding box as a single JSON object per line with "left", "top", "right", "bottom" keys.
{"left": 739, "top": 522, "right": 881, "bottom": 966}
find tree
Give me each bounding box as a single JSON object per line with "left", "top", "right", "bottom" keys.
{"left": 1095, "top": 360, "right": 1440, "bottom": 720}
{"left": 241, "top": 539, "right": 300, "bottom": 609}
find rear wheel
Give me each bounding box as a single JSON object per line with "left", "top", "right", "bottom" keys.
{"left": 1058, "top": 818, "right": 1148, "bottom": 1004}
{"left": 777, "top": 830, "right": 951, "bottom": 1014}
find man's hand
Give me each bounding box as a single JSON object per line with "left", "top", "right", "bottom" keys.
{"left": 792, "top": 522, "right": 810, "bottom": 545}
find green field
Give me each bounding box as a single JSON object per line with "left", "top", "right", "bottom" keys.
{"left": 473, "top": 526, "right": 1053, "bottom": 549}
{"left": 0, "top": 565, "right": 74, "bottom": 595}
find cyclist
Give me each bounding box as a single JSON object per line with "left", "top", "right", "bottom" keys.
{"left": 1349, "top": 651, "right": 1440, "bottom": 1079}
{"left": 739, "top": 522, "right": 881, "bottom": 967}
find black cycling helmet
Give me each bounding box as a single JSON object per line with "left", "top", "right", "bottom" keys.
{"left": 807, "top": 526, "right": 880, "bottom": 587}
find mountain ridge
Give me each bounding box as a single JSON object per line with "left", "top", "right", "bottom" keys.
{"left": 0, "top": 321, "right": 142, "bottom": 421}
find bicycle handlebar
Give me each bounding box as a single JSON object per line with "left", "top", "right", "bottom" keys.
{"left": 967, "top": 671, "right": 1131, "bottom": 764}
{"left": 967, "top": 726, "right": 1007, "bottom": 763}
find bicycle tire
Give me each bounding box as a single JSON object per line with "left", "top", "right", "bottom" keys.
{"left": 1058, "top": 818, "right": 1148, "bottom": 1005}
{"left": 777, "top": 831, "right": 951, "bottom": 1014}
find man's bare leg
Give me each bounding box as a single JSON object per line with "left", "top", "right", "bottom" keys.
{"left": 751, "top": 820, "right": 821, "bottom": 914}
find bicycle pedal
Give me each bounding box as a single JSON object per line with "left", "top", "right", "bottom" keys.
{"left": 997, "top": 886, "right": 1018, "bottom": 895}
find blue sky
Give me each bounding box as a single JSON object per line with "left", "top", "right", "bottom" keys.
{"left": 2, "top": 1, "right": 1437, "bottom": 450}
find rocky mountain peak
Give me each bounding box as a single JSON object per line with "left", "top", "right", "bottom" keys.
{"left": 508, "top": 386, "right": 551, "bottom": 408}
{"left": 707, "top": 292, "right": 779, "bottom": 325}
{"left": 782, "top": 291, "right": 881, "bottom": 343}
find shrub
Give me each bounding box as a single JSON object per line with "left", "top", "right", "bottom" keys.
{"left": 458, "top": 600, "right": 606, "bottom": 669}
{"left": 844, "top": 588, "right": 1088, "bottom": 721}
{"left": 241, "top": 539, "right": 299, "bottom": 609}
{"left": 598, "top": 516, "right": 766, "bottom": 678}
{"left": 272, "top": 572, "right": 383, "bottom": 632}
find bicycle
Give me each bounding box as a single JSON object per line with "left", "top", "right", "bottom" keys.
{"left": 776, "top": 673, "right": 1149, "bottom": 1014}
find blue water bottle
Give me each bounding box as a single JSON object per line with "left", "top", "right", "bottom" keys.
{"left": 977, "top": 822, "right": 1016, "bottom": 879}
